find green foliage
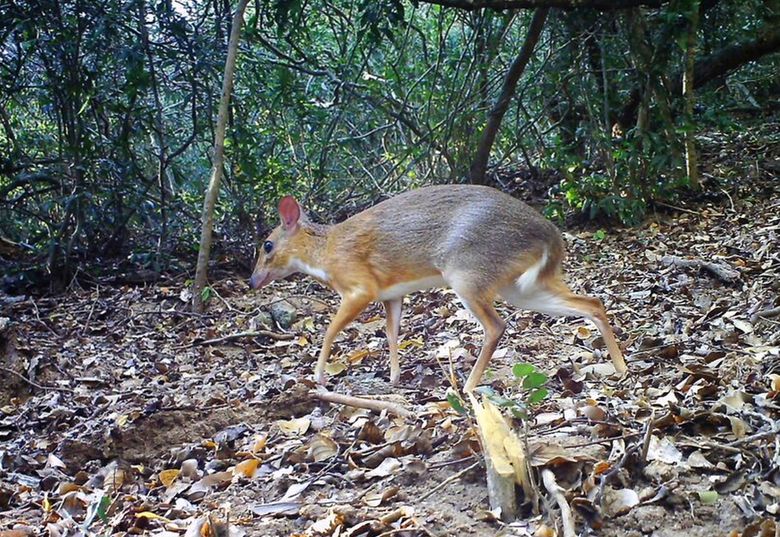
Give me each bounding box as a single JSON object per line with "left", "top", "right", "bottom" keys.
{"left": 465, "top": 362, "right": 551, "bottom": 420}
{"left": 1, "top": 0, "right": 777, "bottom": 287}
{"left": 446, "top": 389, "right": 467, "bottom": 415}
{"left": 200, "top": 286, "right": 214, "bottom": 304}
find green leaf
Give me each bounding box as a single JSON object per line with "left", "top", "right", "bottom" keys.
{"left": 512, "top": 363, "right": 535, "bottom": 378}
{"left": 697, "top": 490, "right": 719, "bottom": 504}
{"left": 594, "top": 229, "right": 606, "bottom": 241}
{"left": 97, "top": 495, "right": 111, "bottom": 523}
{"left": 200, "top": 286, "right": 213, "bottom": 303}
{"left": 528, "top": 388, "right": 549, "bottom": 405}
{"left": 522, "top": 372, "right": 548, "bottom": 390}
{"left": 446, "top": 390, "right": 466, "bottom": 415}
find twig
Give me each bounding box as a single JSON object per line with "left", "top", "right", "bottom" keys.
{"left": 30, "top": 298, "right": 59, "bottom": 336}
{"left": 660, "top": 255, "right": 740, "bottom": 283}
{"left": 428, "top": 456, "right": 476, "bottom": 469}
{"left": 653, "top": 200, "right": 702, "bottom": 216}
{"left": 541, "top": 469, "right": 576, "bottom": 537}
{"left": 559, "top": 431, "right": 643, "bottom": 449}
{"left": 728, "top": 428, "right": 780, "bottom": 448}
{"left": 751, "top": 306, "right": 780, "bottom": 323}
{"left": 0, "top": 365, "right": 74, "bottom": 392}
{"left": 640, "top": 412, "right": 655, "bottom": 463}
{"left": 720, "top": 188, "right": 735, "bottom": 212}
{"left": 186, "top": 330, "right": 294, "bottom": 347}
{"left": 596, "top": 443, "right": 639, "bottom": 510}
{"left": 80, "top": 290, "right": 100, "bottom": 336}
{"left": 209, "top": 284, "right": 238, "bottom": 313}
{"left": 309, "top": 388, "right": 412, "bottom": 418}
{"left": 417, "top": 461, "right": 480, "bottom": 501}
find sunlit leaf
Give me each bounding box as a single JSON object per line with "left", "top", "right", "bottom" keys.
{"left": 523, "top": 372, "right": 548, "bottom": 390}
{"left": 528, "top": 388, "right": 548, "bottom": 405}
{"left": 512, "top": 363, "right": 535, "bottom": 378}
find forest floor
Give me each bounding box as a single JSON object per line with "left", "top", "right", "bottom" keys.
{"left": 2, "top": 130, "right": 780, "bottom": 537}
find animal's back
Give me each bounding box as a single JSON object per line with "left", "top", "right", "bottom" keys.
{"left": 335, "top": 185, "right": 564, "bottom": 287}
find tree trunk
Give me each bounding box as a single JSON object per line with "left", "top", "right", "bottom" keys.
{"left": 682, "top": 1, "right": 700, "bottom": 188}
{"left": 138, "top": 0, "right": 170, "bottom": 269}
{"left": 192, "top": 0, "right": 250, "bottom": 313}
{"left": 470, "top": 8, "right": 549, "bottom": 184}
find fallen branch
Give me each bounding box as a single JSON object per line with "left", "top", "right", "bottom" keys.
{"left": 188, "top": 330, "right": 294, "bottom": 347}
{"left": 728, "top": 427, "right": 780, "bottom": 448}
{"left": 541, "top": 469, "right": 576, "bottom": 537}
{"left": 0, "top": 365, "right": 74, "bottom": 392}
{"left": 309, "top": 389, "right": 412, "bottom": 418}
{"left": 660, "top": 255, "right": 739, "bottom": 283}
{"left": 596, "top": 443, "right": 640, "bottom": 509}
{"left": 751, "top": 306, "right": 780, "bottom": 323}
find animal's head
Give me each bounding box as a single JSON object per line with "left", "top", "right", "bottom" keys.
{"left": 249, "top": 196, "right": 309, "bottom": 289}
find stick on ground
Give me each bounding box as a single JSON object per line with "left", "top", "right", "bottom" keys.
{"left": 309, "top": 389, "right": 412, "bottom": 418}
{"left": 188, "top": 330, "right": 294, "bottom": 347}
{"left": 661, "top": 255, "right": 739, "bottom": 282}
{"left": 541, "top": 469, "right": 576, "bottom": 537}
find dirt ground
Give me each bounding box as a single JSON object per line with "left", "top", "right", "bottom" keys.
{"left": 2, "top": 131, "right": 780, "bottom": 536}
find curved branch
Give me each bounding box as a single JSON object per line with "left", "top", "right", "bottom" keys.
{"left": 470, "top": 8, "right": 549, "bottom": 183}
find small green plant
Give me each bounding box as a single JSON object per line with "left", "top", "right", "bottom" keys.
{"left": 593, "top": 229, "right": 607, "bottom": 241}
{"left": 200, "top": 286, "right": 213, "bottom": 303}
{"left": 445, "top": 363, "right": 550, "bottom": 419}
{"left": 511, "top": 362, "right": 549, "bottom": 408}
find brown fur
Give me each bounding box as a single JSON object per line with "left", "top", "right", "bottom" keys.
{"left": 251, "top": 185, "right": 626, "bottom": 391}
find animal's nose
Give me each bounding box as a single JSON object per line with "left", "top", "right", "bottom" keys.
{"left": 248, "top": 275, "right": 258, "bottom": 289}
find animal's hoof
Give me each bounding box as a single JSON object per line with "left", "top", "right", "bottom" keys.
{"left": 314, "top": 372, "right": 326, "bottom": 386}
{"left": 390, "top": 373, "right": 400, "bottom": 385}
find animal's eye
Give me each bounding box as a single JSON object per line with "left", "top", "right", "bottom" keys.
{"left": 263, "top": 240, "right": 274, "bottom": 254}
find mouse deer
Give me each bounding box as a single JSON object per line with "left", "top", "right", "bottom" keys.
{"left": 250, "top": 185, "right": 627, "bottom": 392}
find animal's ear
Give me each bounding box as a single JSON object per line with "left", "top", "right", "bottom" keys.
{"left": 278, "top": 196, "right": 301, "bottom": 232}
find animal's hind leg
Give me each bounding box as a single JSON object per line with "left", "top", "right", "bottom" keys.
{"left": 502, "top": 279, "right": 627, "bottom": 376}
{"left": 448, "top": 275, "right": 506, "bottom": 392}
{"left": 559, "top": 292, "right": 627, "bottom": 375}
{"left": 383, "top": 299, "right": 403, "bottom": 384}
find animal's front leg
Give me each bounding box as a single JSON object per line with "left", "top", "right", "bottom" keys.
{"left": 314, "top": 293, "right": 373, "bottom": 385}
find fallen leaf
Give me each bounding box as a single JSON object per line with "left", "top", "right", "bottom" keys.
{"left": 646, "top": 436, "right": 683, "bottom": 465}
{"left": 576, "top": 326, "right": 593, "bottom": 340}
{"left": 234, "top": 459, "right": 260, "bottom": 478}
{"left": 159, "top": 469, "right": 180, "bottom": 487}
{"left": 698, "top": 490, "right": 720, "bottom": 504}
{"left": 309, "top": 510, "right": 345, "bottom": 534}
{"left": 364, "top": 485, "right": 399, "bottom": 507}
{"left": 277, "top": 417, "right": 311, "bottom": 436}
{"left": 687, "top": 451, "right": 715, "bottom": 469}
{"left": 252, "top": 434, "right": 268, "bottom": 454}
{"left": 366, "top": 458, "right": 402, "bottom": 479}
{"left": 604, "top": 487, "right": 640, "bottom": 516}
{"left": 347, "top": 349, "right": 371, "bottom": 364}
{"left": 399, "top": 338, "right": 423, "bottom": 350}
{"left": 305, "top": 434, "right": 339, "bottom": 462}
{"left": 136, "top": 511, "right": 172, "bottom": 522}
{"left": 324, "top": 361, "right": 347, "bottom": 375}
{"left": 250, "top": 501, "right": 301, "bottom": 517}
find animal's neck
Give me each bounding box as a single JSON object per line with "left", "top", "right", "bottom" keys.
{"left": 293, "top": 224, "right": 332, "bottom": 283}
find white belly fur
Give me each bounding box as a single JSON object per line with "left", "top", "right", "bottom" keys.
{"left": 378, "top": 275, "right": 447, "bottom": 301}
